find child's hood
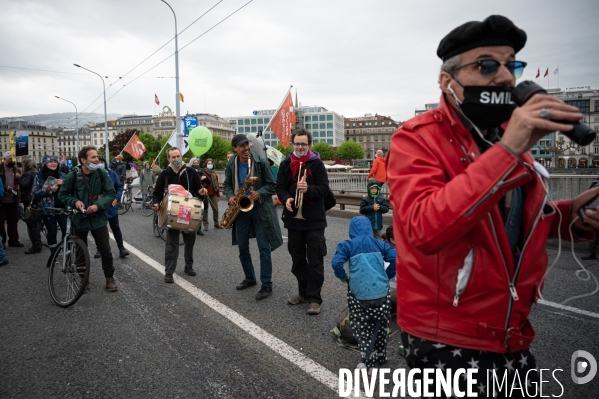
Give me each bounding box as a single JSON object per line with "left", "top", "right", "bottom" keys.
{"left": 367, "top": 180, "right": 382, "bottom": 190}
{"left": 349, "top": 216, "right": 373, "bottom": 239}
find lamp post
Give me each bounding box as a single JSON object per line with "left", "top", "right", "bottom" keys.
{"left": 161, "top": 0, "right": 182, "bottom": 148}
{"left": 55, "top": 96, "right": 79, "bottom": 153}
{"left": 73, "top": 64, "right": 109, "bottom": 161}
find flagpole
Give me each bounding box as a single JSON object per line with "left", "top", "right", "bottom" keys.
{"left": 262, "top": 85, "right": 294, "bottom": 134}
{"left": 154, "top": 129, "right": 176, "bottom": 164}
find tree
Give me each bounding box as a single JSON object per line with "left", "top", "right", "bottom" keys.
{"left": 311, "top": 142, "right": 334, "bottom": 160}
{"left": 336, "top": 141, "right": 364, "bottom": 161}
{"left": 98, "top": 129, "right": 137, "bottom": 162}
{"left": 275, "top": 143, "right": 293, "bottom": 158}
{"left": 200, "top": 135, "right": 233, "bottom": 168}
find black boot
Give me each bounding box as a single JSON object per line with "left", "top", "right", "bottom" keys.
{"left": 581, "top": 253, "right": 597, "bottom": 260}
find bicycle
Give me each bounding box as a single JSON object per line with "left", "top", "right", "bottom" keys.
{"left": 141, "top": 185, "right": 155, "bottom": 217}
{"left": 149, "top": 202, "right": 183, "bottom": 245}
{"left": 118, "top": 178, "right": 133, "bottom": 215}
{"left": 45, "top": 207, "right": 90, "bottom": 308}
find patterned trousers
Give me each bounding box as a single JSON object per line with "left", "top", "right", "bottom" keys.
{"left": 401, "top": 332, "right": 539, "bottom": 398}
{"left": 348, "top": 288, "right": 391, "bottom": 368}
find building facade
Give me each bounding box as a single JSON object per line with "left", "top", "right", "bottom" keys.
{"left": 56, "top": 126, "right": 91, "bottom": 159}
{"left": 192, "top": 113, "right": 235, "bottom": 140}
{"left": 0, "top": 118, "right": 58, "bottom": 163}
{"left": 89, "top": 122, "right": 119, "bottom": 149}
{"left": 230, "top": 105, "right": 345, "bottom": 148}
{"left": 116, "top": 114, "right": 153, "bottom": 135}
{"left": 343, "top": 114, "right": 399, "bottom": 159}
{"left": 532, "top": 87, "right": 599, "bottom": 168}
{"left": 415, "top": 103, "right": 439, "bottom": 116}
{"left": 152, "top": 106, "right": 176, "bottom": 136}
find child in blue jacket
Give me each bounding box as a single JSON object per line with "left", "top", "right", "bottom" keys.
{"left": 359, "top": 180, "right": 389, "bottom": 238}
{"left": 332, "top": 216, "right": 396, "bottom": 370}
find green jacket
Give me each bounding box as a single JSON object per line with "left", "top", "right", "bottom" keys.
{"left": 224, "top": 152, "right": 283, "bottom": 251}
{"left": 58, "top": 167, "right": 116, "bottom": 232}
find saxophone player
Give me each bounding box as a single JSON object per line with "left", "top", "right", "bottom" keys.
{"left": 224, "top": 134, "right": 283, "bottom": 300}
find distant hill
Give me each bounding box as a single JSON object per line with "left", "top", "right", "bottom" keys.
{"left": 0, "top": 112, "right": 123, "bottom": 128}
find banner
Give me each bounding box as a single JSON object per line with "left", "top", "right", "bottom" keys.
{"left": 15, "top": 131, "right": 29, "bottom": 156}
{"left": 270, "top": 92, "right": 296, "bottom": 149}
{"left": 123, "top": 134, "right": 146, "bottom": 160}
{"left": 8, "top": 131, "right": 15, "bottom": 161}
{"left": 167, "top": 121, "right": 190, "bottom": 155}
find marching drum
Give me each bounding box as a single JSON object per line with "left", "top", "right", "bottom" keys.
{"left": 158, "top": 193, "right": 204, "bottom": 232}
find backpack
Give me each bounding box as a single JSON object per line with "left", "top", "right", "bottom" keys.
{"left": 324, "top": 186, "right": 336, "bottom": 211}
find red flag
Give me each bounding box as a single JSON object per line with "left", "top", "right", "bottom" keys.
{"left": 535, "top": 68, "right": 540, "bottom": 78}
{"left": 544, "top": 68, "right": 549, "bottom": 77}
{"left": 155, "top": 93, "right": 160, "bottom": 105}
{"left": 123, "top": 134, "right": 146, "bottom": 160}
{"left": 270, "top": 92, "right": 296, "bottom": 149}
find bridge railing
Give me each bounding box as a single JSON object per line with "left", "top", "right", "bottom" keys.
{"left": 214, "top": 171, "right": 595, "bottom": 201}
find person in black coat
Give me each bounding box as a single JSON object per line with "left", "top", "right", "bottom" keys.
{"left": 20, "top": 158, "right": 43, "bottom": 254}
{"left": 275, "top": 129, "right": 329, "bottom": 315}
{"left": 151, "top": 147, "right": 210, "bottom": 282}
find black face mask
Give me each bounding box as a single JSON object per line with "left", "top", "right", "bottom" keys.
{"left": 192, "top": 165, "right": 200, "bottom": 170}
{"left": 450, "top": 83, "right": 516, "bottom": 130}
{"left": 6, "top": 162, "right": 15, "bottom": 168}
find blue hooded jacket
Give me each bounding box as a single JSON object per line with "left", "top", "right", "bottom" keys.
{"left": 331, "top": 216, "right": 396, "bottom": 300}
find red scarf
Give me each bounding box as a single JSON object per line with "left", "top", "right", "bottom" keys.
{"left": 290, "top": 151, "right": 312, "bottom": 179}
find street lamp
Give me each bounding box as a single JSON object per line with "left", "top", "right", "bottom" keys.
{"left": 55, "top": 96, "right": 79, "bottom": 153}
{"left": 161, "top": 0, "right": 182, "bottom": 148}
{"left": 73, "top": 64, "right": 109, "bottom": 161}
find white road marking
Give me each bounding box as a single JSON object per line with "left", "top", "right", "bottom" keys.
{"left": 537, "top": 299, "right": 599, "bottom": 319}
{"left": 113, "top": 234, "right": 354, "bottom": 398}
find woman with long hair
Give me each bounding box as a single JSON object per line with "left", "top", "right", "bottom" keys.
{"left": 31, "top": 155, "right": 67, "bottom": 247}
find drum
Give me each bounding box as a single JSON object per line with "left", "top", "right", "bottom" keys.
{"left": 158, "top": 194, "right": 204, "bottom": 232}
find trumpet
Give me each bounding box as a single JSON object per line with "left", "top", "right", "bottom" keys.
{"left": 293, "top": 162, "right": 307, "bottom": 220}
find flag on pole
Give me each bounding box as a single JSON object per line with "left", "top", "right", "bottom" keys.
{"left": 180, "top": 93, "right": 184, "bottom": 103}
{"left": 167, "top": 122, "right": 190, "bottom": 155}
{"left": 123, "top": 134, "right": 147, "bottom": 160}
{"left": 155, "top": 93, "right": 160, "bottom": 105}
{"left": 535, "top": 68, "right": 540, "bottom": 78}
{"left": 270, "top": 92, "right": 296, "bottom": 149}
{"left": 544, "top": 68, "right": 549, "bottom": 77}
{"left": 553, "top": 67, "right": 559, "bottom": 75}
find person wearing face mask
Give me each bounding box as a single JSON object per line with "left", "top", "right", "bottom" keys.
{"left": 202, "top": 158, "right": 222, "bottom": 231}
{"left": 31, "top": 155, "right": 67, "bottom": 251}
{"left": 59, "top": 146, "right": 118, "bottom": 293}
{"left": 152, "top": 148, "right": 209, "bottom": 283}
{"left": 387, "top": 15, "right": 599, "bottom": 394}
{"left": 0, "top": 151, "right": 23, "bottom": 247}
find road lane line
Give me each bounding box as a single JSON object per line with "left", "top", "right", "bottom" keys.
{"left": 115, "top": 235, "right": 354, "bottom": 398}
{"left": 537, "top": 299, "right": 599, "bottom": 321}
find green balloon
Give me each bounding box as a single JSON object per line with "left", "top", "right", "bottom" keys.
{"left": 188, "top": 126, "right": 213, "bottom": 157}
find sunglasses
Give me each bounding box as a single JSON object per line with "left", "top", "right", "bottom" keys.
{"left": 452, "top": 60, "right": 527, "bottom": 80}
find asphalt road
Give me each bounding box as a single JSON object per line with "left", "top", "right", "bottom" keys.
{"left": 1, "top": 201, "right": 599, "bottom": 398}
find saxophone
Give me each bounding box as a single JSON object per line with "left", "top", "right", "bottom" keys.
{"left": 221, "top": 176, "right": 259, "bottom": 229}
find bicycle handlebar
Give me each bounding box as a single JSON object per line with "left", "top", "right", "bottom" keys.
{"left": 45, "top": 207, "right": 86, "bottom": 215}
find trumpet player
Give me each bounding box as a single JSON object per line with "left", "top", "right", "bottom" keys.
{"left": 276, "top": 129, "right": 329, "bottom": 315}
{"left": 224, "top": 134, "right": 283, "bottom": 301}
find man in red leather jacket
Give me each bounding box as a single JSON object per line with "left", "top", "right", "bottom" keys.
{"left": 387, "top": 15, "right": 599, "bottom": 396}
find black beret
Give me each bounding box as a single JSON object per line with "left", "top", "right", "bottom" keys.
{"left": 231, "top": 134, "right": 249, "bottom": 147}
{"left": 437, "top": 15, "right": 527, "bottom": 61}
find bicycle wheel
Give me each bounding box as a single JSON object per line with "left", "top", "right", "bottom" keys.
{"left": 118, "top": 190, "right": 132, "bottom": 215}
{"left": 141, "top": 202, "right": 153, "bottom": 217}
{"left": 48, "top": 237, "right": 90, "bottom": 308}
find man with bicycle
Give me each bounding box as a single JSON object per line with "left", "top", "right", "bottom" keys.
{"left": 152, "top": 147, "right": 209, "bottom": 283}
{"left": 59, "top": 146, "right": 118, "bottom": 292}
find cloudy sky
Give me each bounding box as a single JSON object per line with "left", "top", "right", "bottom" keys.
{"left": 1, "top": 0, "right": 598, "bottom": 126}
